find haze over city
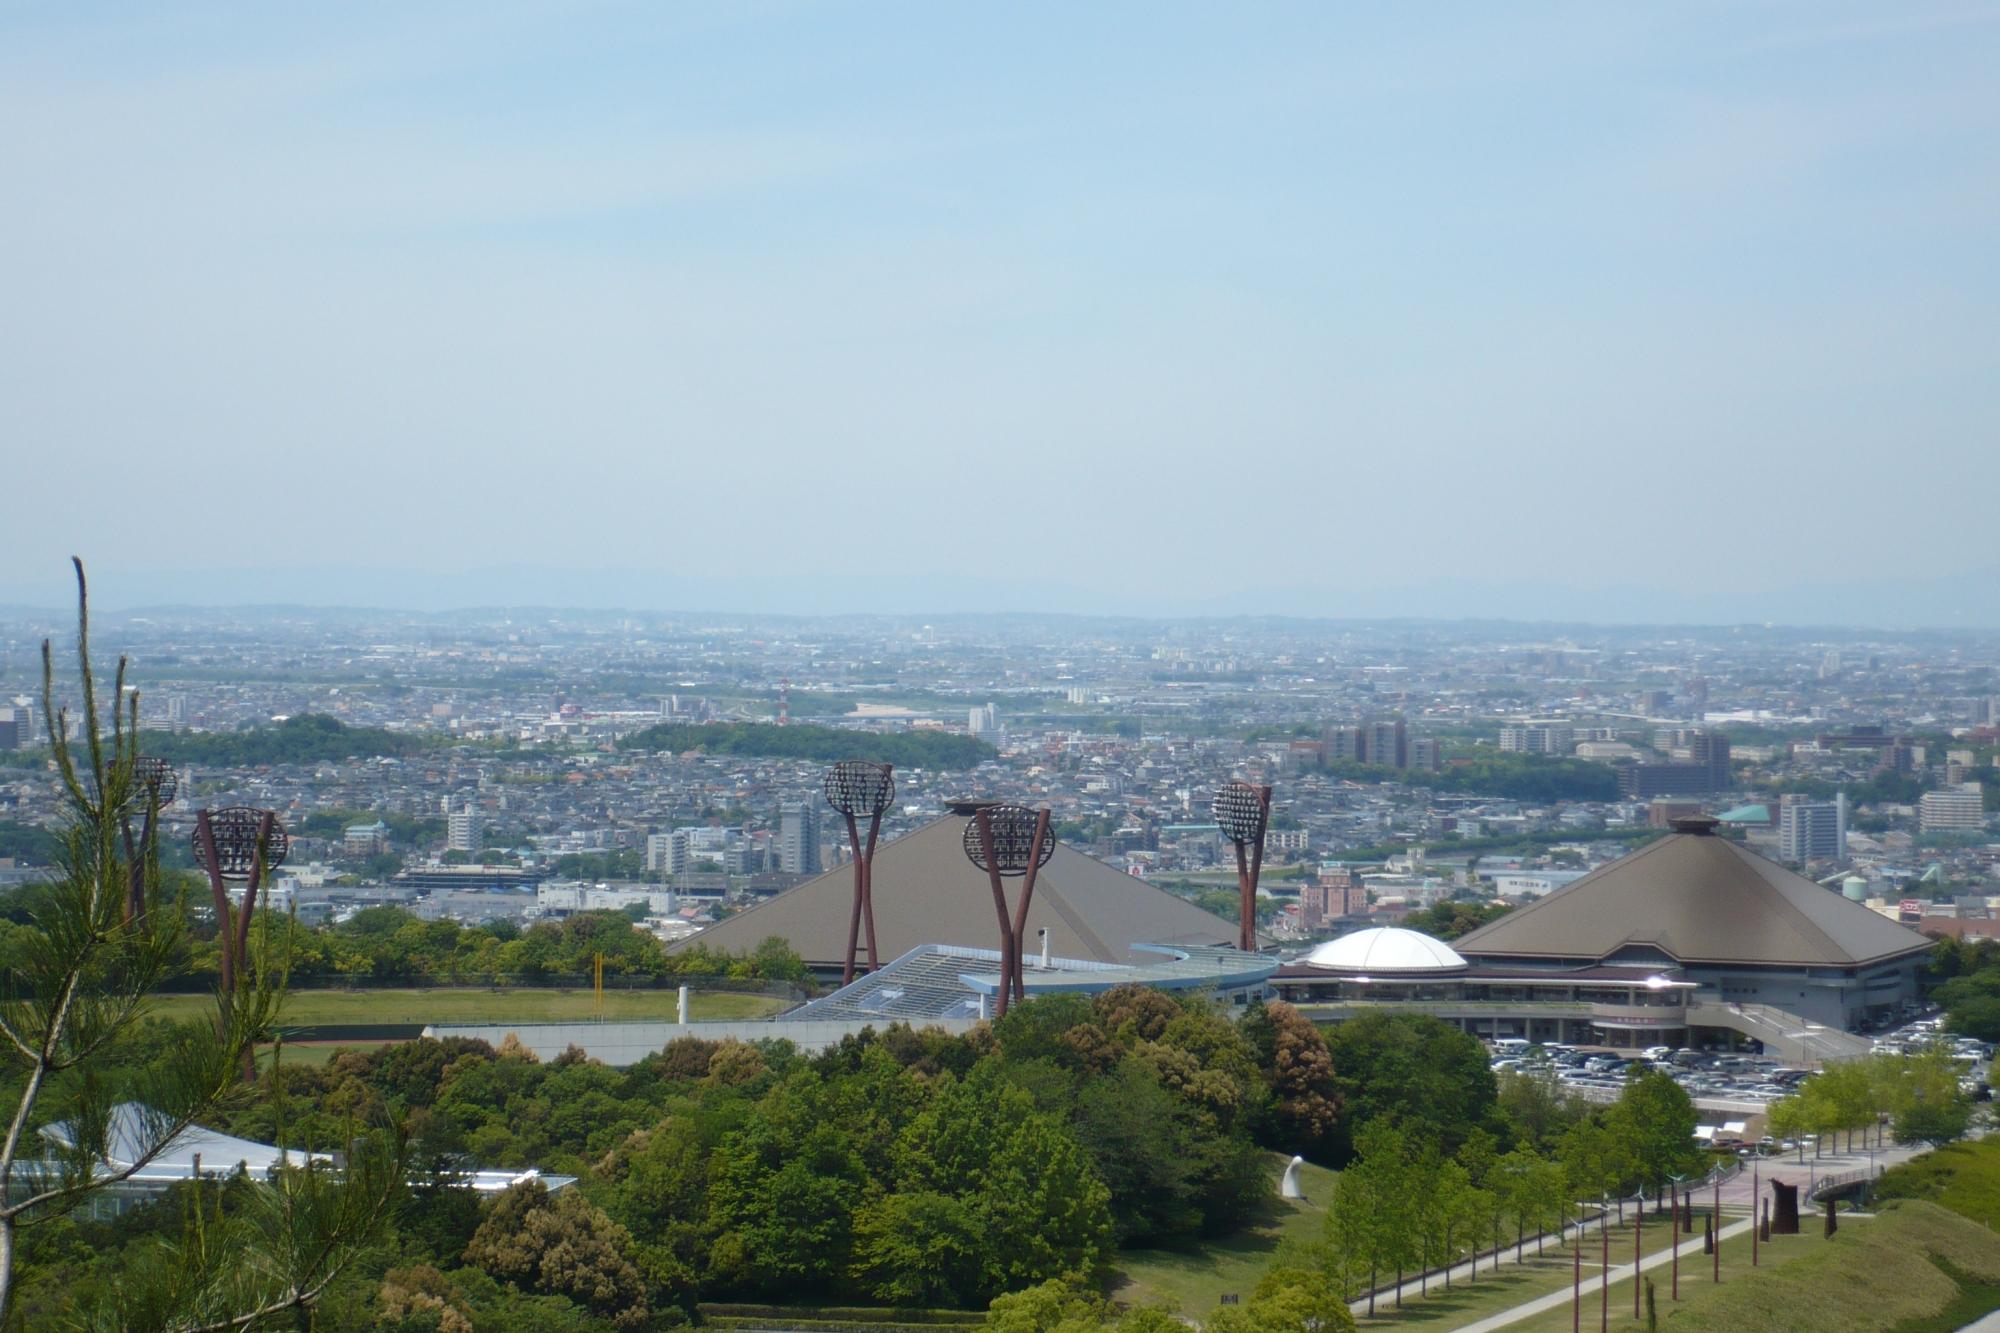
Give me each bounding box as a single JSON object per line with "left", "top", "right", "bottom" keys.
{"left": 5, "top": 2, "right": 1998, "bottom": 622}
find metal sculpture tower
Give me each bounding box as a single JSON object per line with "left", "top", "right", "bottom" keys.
{"left": 961, "top": 803, "right": 1054, "bottom": 1016}
{"left": 192, "top": 805, "right": 289, "bottom": 994}
{"left": 120, "top": 756, "right": 177, "bottom": 922}
{"left": 1214, "top": 781, "right": 1272, "bottom": 952}
{"left": 823, "top": 761, "right": 894, "bottom": 984}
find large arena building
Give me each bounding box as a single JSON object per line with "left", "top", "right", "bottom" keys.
{"left": 1270, "top": 816, "right": 1932, "bottom": 1063}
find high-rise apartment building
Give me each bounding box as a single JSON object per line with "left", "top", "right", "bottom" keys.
{"left": 5, "top": 701, "right": 31, "bottom": 749}
{"left": 1617, "top": 730, "right": 1733, "bottom": 798}
{"left": 1409, "top": 737, "right": 1445, "bottom": 772}
{"left": 968, "top": 703, "right": 1001, "bottom": 743}
{"left": 646, "top": 829, "right": 691, "bottom": 876}
{"left": 1777, "top": 792, "right": 1847, "bottom": 863}
{"left": 1321, "top": 726, "right": 1366, "bottom": 765}
{"left": 1920, "top": 784, "right": 1987, "bottom": 834}
{"left": 1367, "top": 718, "right": 1408, "bottom": 770}
{"left": 446, "top": 809, "right": 483, "bottom": 854}
{"left": 1500, "top": 724, "right": 1571, "bottom": 755}
{"left": 779, "top": 801, "right": 821, "bottom": 875}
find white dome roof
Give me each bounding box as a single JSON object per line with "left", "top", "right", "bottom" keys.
{"left": 1303, "top": 927, "right": 1467, "bottom": 973}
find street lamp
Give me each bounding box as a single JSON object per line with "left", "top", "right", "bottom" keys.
{"left": 962, "top": 804, "right": 1054, "bottom": 1016}
{"left": 823, "top": 761, "right": 894, "bottom": 985}
{"left": 1213, "top": 781, "right": 1272, "bottom": 952}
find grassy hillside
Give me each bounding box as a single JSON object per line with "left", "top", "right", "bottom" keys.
{"left": 1111, "top": 1156, "right": 1338, "bottom": 1314}
{"left": 1872, "top": 1136, "right": 2000, "bottom": 1229}
{"left": 1614, "top": 1200, "right": 2000, "bottom": 1333}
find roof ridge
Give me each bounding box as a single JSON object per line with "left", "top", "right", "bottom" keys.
{"left": 1455, "top": 832, "right": 1675, "bottom": 947}
{"left": 1723, "top": 841, "right": 1848, "bottom": 964}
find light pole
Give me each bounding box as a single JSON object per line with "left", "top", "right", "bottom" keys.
{"left": 1213, "top": 781, "right": 1272, "bottom": 952}
{"left": 191, "top": 805, "right": 288, "bottom": 1080}
{"left": 1667, "top": 1171, "right": 1689, "bottom": 1300}
{"left": 1752, "top": 1159, "right": 1759, "bottom": 1266}
{"left": 823, "top": 761, "right": 894, "bottom": 985}
{"left": 1634, "top": 1190, "right": 1643, "bottom": 1320}
{"left": 1712, "top": 1175, "right": 1721, "bottom": 1283}
{"left": 1599, "top": 1193, "right": 1609, "bottom": 1332}
{"left": 192, "top": 806, "right": 289, "bottom": 996}
{"left": 962, "top": 804, "right": 1054, "bottom": 1015}
{"left": 120, "top": 756, "right": 177, "bottom": 922}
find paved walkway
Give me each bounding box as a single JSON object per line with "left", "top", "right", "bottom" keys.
{"left": 1450, "top": 1215, "right": 1759, "bottom": 1333}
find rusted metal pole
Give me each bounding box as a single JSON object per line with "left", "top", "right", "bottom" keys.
{"left": 1635, "top": 1198, "right": 1643, "bottom": 1319}
{"left": 1752, "top": 1161, "right": 1759, "bottom": 1266}
{"left": 1244, "top": 785, "right": 1270, "bottom": 951}
{"left": 861, "top": 805, "right": 883, "bottom": 971}
{"left": 1713, "top": 1178, "right": 1721, "bottom": 1282}
{"left": 195, "top": 810, "right": 234, "bottom": 993}
{"left": 1572, "top": 1225, "right": 1581, "bottom": 1333}
{"left": 1009, "top": 809, "right": 1051, "bottom": 1002}
{"left": 975, "top": 810, "right": 1015, "bottom": 1018}
{"left": 841, "top": 811, "right": 864, "bottom": 985}
{"left": 1600, "top": 1207, "right": 1608, "bottom": 1332}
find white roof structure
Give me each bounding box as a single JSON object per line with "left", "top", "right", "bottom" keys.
{"left": 1302, "top": 927, "right": 1467, "bottom": 973}
{"left": 41, "top": 1102, "right": 321, "bottom": 1178}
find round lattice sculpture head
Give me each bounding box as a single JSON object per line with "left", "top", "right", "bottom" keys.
{"left": 131, "top": 756, "right": 177, "bottom": 808}
{"left": 823, "top": 761, "right": 895, "bottom": 818}
{"left": 961, "top": 804, "right": 1055, "bottom": 877}
{"left": 1212, "top": 782, "right": 1270, "bottom": 847}
{"left": 192, "top": 807, "right": 290, "bottom": 880}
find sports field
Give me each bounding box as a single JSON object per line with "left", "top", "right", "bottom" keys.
{"left": 141, "top": 986, "right": 790, "bottom": 1028}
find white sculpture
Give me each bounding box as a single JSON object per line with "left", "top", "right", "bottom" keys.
{"left": 1280, "top": 1154, "right": 1306, "bottom": 1200}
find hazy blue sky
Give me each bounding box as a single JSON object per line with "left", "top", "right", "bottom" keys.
{"left": 4, "top": 3, "right": 1996, "bottom": 615}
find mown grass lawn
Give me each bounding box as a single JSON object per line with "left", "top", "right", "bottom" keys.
{"left": 141, "top": 987, "right": 789, "bottom": 1027}
{"left": 1350, "top": 1204, "right": 1743, "bottom": 1330}
{"left": 1489, "top": 1201, "right": 2000, "bottom": 1333}
{"left": 1110, "top": 1157, "right": 1338, "bottom": 1314}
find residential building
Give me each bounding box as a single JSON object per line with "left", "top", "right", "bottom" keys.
{"left": 1777, "top": 792, "right": 1848, "bottom": 863}
{"left": 343, "top": 821, "right": 390, "bottom": 856}
{"left": 446, "top": 809, "right": 483, "bottom": 853}
{"left": 646, "top": 830, "right": 690, "bottom": 875}
{"left": 1500, "top": 724, "right": 1571, "bottom": 756}
{"left": 779, "top": 801, "right": 821, "bottom": 875}
{"left": 1367, "top": 718, "right": 1408, "bottom": 770}
{"left": 1920, "top": 784, "right": 1987, "bottom": 834}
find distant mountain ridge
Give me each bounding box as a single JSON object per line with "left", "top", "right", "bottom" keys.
{"left": 1, "top": 563, "right": 1998, "bottom": 630}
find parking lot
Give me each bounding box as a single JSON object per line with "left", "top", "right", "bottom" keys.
{"left": 1487, "top": 1006, "right": 1992, "bottom": 1123}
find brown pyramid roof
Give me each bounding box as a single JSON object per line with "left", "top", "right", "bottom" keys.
{"left": 676, "top": 812, "right": 1250, "bottom": 968}
{"left": 1453, "top": 826, "right": 1932, "bottom": 969}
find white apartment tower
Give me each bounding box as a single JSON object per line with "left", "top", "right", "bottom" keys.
{"left": 1920, "top": 784, "right": 1987, "bottom": 834}
{"left": 1777, "top": 792, "right": 1847, "bottom": 863}
{"left": 779, "top": 802, "right": 821, "bottom": 875}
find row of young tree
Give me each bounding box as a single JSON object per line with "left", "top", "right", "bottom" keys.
{"left": 1766, "top": 1047, "right": 1975, "bottom": 1151}
{"left": 1318, "top": 1069, "right": 1703, "bottom": 1305}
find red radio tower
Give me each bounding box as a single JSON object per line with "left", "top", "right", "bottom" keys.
{"left": 778, "top": 678, "right": 790, "bottom": 725}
